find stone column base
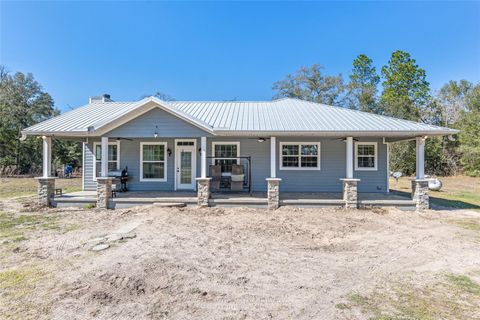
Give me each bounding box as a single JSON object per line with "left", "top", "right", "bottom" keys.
{"left": 196, "top": 178, "right": 211, "bottom": 207}
{"left": 411, "top": 179, "right": 429, "bottom": 211}
{"left": 340, "top": 178, "right": 360, "bottom": 209}
{"left": 266, "top": 178, "right": 282, "bottom": 210}
{"left": 36, "top": 177, "right": 56, "bottom": 207}
{"left": 97, "top": 177, "right": 114, "bottom": 209}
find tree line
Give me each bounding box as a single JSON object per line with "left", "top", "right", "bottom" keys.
{"left": 273, "top": 50, "right": 480, "bottom": 177}
{"left": 0, "top": 66, "right": 81, "bottom": 175}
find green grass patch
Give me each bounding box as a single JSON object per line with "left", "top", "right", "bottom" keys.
{"left": 0, "top": 266, "right": 51, "bottom": 319}
{"left": 343, "top": 276, "right": 480, "bottom": 320}
{"left": 0, "top": 211, "right": 60, "bottom": 243}
{"left": 452, "top": 219, "right": 480, "bottom": 232}
{"left": 446, "top": 274, "right": 480, "bottom": 296}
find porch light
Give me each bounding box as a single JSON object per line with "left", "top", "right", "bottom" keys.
{"left": 154, "top": 125, "right": 158, "bottom": 138}
{"left": 167, "top": 148, "right": 172, "bottom": 157}
{"left": 257, "top": 137, "right": 266, "bottom": 143}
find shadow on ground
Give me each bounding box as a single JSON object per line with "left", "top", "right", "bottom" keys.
{"left": 390, "top": 190, "right": 480, "bottom": 210}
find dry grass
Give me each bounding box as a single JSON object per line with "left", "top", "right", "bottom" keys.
{"left": 390, "top": 175, "right": 480, "bottom": 210}
{"left": 0, "top": 177, "right": 82, "bottom": 199}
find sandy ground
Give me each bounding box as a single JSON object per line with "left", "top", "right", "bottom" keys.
{"left": 1, "top": 200, "right": 480, "bottom": 319}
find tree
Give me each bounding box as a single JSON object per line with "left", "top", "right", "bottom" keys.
{"left": 457, "top": 83, "right": 480, "bottom": 176}
{"left": 379, "top": 51, "right": 434, "bottom": 175}
{"left": 346, "top": 54, "right": 380, "bottom": 113}
{"left": 0, "top": 66, "right": 81, "bottom": 174}
{"left": 272, "top": 64, "right": 345, "bottom": 106}
{"left": 437, "top": 80, "right": 473, "bottom": 125}
{"left": 380, "top": 50, "right": 430, "bottom": 121}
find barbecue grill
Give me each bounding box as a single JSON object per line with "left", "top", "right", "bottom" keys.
{"left": 108, "top": 166, "right": 129, "bottom": 192}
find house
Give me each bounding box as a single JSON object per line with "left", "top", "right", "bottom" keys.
{"left": 22, "top": 95, "right": 458, "bottom": 210}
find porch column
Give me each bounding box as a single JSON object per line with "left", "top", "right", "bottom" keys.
{"left": 270, "top": 137, "right": 276, "bottom": 178}
{"left": 346, "top": 137, "right": 353, "bottom": 179}
{"left": 37, "top": 136, "right": 55, "bottom": 207}
{"left": 100, "top": 136, "right": 109, "bottom": 177}
{"left": 200, "top": 136, "right": 207, "bottom": 178}
{"left": 341, "top": 137, "right": 359, "bottom": 209}
{"left": 97, "top": 136, "right": 113, "bottom": 209}
{"left": 412, "top": 137, "right": 429, "bottom": 211}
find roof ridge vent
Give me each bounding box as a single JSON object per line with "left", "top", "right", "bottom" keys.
{"left": 89, "top": 94, "right": 112, "bottom": 103}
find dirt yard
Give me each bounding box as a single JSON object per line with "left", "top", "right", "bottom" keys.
{"left": 1, "top": 198, "right": 480, "bottom": 320}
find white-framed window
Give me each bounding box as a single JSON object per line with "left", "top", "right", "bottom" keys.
{"left": 279, "top": 142, "right": 321, "bottom": 170}
{"left": 212, "top": 142, "right": 240, "bottom": 173}
{"left": 140, "top": 142, "right": 167, "bottom": 182}
{"left": 93, "top": 141, "right": 120, "bottom": 178}
{"left": 355, "top": 142, "right": 377, "bottom": 171}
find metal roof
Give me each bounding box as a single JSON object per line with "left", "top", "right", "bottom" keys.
{"left": 22, "top": 97, "right": 458, "bottom": 138}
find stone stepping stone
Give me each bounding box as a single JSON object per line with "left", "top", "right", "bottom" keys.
{"left": 91, "top": 244, "right": 110, "bottom": 251}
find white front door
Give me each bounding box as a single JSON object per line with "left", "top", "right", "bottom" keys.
{"left": 175, "top": 140, "right": 196, "bottom": 190}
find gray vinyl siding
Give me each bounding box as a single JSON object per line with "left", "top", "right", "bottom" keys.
{"left": 106, "top": 108, "right": 212, "bottom": 138}
{"left": 275, "top": 137, "right": 387, "bottom": 193}
{"left": 83, "top": 136, "right": 388, "bottom": 193}
{"left": 83, "top": 142, "right": 96, "bottom": 191}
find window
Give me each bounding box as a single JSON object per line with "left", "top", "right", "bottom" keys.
{"left": 93, "top": 141, "right": 120, "bottom": 178}
{"left": 280, "top": 142, "right": 320, "bottom": 170}
{"left": 355, "top": 142, "right": 377, "bottom": 171}
{"left": 212, "top": 142, "right": 240, "bottom": 173}
{"left": 140, "top": 142, "right": 167, "bottom": 181}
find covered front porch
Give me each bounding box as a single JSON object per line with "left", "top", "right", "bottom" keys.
{"left": 52, "top": 190, "right": 416, "bottom": 209}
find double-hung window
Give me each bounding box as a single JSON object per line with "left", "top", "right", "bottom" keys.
{"left": 355, "top": 142, "right": 377, "bottom": 171}
{"left": 280, "top": 142, "right": 321, "bottom": 170}
{"left": 94, "top": 141, "right": 120, "bottom": 177}
{"left": 212, "top": 142, "right": 240, "bottom": 173}
{"left": 140, "top": 142, "right": 167, "bottom": 181}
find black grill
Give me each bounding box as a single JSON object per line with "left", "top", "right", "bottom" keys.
{"left": 108, "top": 166, "right": 129, "bottom": 192}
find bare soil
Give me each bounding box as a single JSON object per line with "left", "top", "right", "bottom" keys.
{"left": 1, "top": 200, "right": 480, "bottom": 319}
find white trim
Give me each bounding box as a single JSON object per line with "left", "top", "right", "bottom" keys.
{"left": 279, "top": 142, "right": 321, "bottom": 171}
{"left": 384, "top": 138, "right": 390, "bottom": 193}
{"left": 354, "top": 141, "right": 378, "bottom": 171}
{"left": 42, "top": 136, "right": 52, "bottom": 177}
{"left": 211, "top": 141, "right": 241, "bottom": 165}
{"left": 93, "top": 140, "right": 120, "bottom": 180}
{"left": 415, "top": 136, "right": 426, "bottom": 179}
{"left": 174, "top": 139, "right": 197, "bottom": 190}
{"left": 82, "top": 142, "right": 85, "bottom": 191}
{"left": 140, "top": 141, "right": 168, "bottom": 182}
{"left": 95, "top": 97, "right": 214, "bottom": 136}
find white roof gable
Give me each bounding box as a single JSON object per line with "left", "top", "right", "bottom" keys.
{"left": 23, "top": 97, "right": 458, "bottom": 138}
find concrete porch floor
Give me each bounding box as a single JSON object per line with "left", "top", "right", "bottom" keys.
{"left": 53, "top": 190, "right": 415, "bottom": 209}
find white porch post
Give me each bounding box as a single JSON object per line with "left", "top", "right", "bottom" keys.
{"left": 42, "top": 136, "right": 52, "bottom": 177}
{"left": 412, "top": 136, "right": 429, "bottom": 211}
{"left": 270, "top": 136, "right": 276, "bottom": 178}
{"left": 101, "top": 136, "right": 109, "bottom": 177}
{"left": 346, "top": 137, "right": 354, "bottom": 179}
{"left": 415, "top": 137, "right": 425, "bottom": 179}
{"left": 200, "top": 136, "right": 207, "bottom": 178}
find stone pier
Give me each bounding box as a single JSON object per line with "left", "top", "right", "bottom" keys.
{"left": 340, "top": 178, "right": 360, "bottom": 209}
{"left": 411, "top": 179, "right": 429, "bottom": 211}
{"left": 36, "top": 177, "right": 56, "bottom": 207}
{"left": 196, "top": 178, "right": 211, "bottom": 207}
{"left": 266, "top": 178, "right": 282, "bottom": 210}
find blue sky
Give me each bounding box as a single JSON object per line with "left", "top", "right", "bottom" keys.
{"left": 1, "top": 1, "right": 479, "bottom": 111}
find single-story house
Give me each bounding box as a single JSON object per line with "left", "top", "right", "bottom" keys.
{"left": 22, "top": 95, "right": 458, "bottom": 210}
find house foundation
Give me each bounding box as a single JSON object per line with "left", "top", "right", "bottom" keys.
{"left": 341, "top": 178, "right": 360, "bottom": 209}
{"left": 196, "top": 178, "right": 211, "bottom": 207}
{"left": 266, "top": 178, "right": 281, "bottom": 210}
{"left": 411, "top": 179, "right": 429, "bottom": 211}
{"left": 36, "top": 177, "right": 56, "bottom": 207}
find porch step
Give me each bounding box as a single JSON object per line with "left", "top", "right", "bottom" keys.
{"left": 359, "top": 199, "right": 415, "bottom": 207}
{"left": 113, "top": 197, "right": 197, "bottom": 204}
{"left": 280, "top": 199, "right": 344, "bottom": 206}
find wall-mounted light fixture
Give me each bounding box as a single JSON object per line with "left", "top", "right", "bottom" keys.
{"left": 167, "top": 148, "right": 172, "bottom": 157}
{"left": 154, "top": 125, "right": 158, "bottom": 138}
{"left": 257, "top": 137, "right": 266, "bottom": 143}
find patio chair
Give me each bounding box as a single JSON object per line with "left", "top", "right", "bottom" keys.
{"left": 230, "top": 164, "right": 245, "bottom": 191}
{"left": 209, "top": 165, "right": 221, "bottom": 190}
